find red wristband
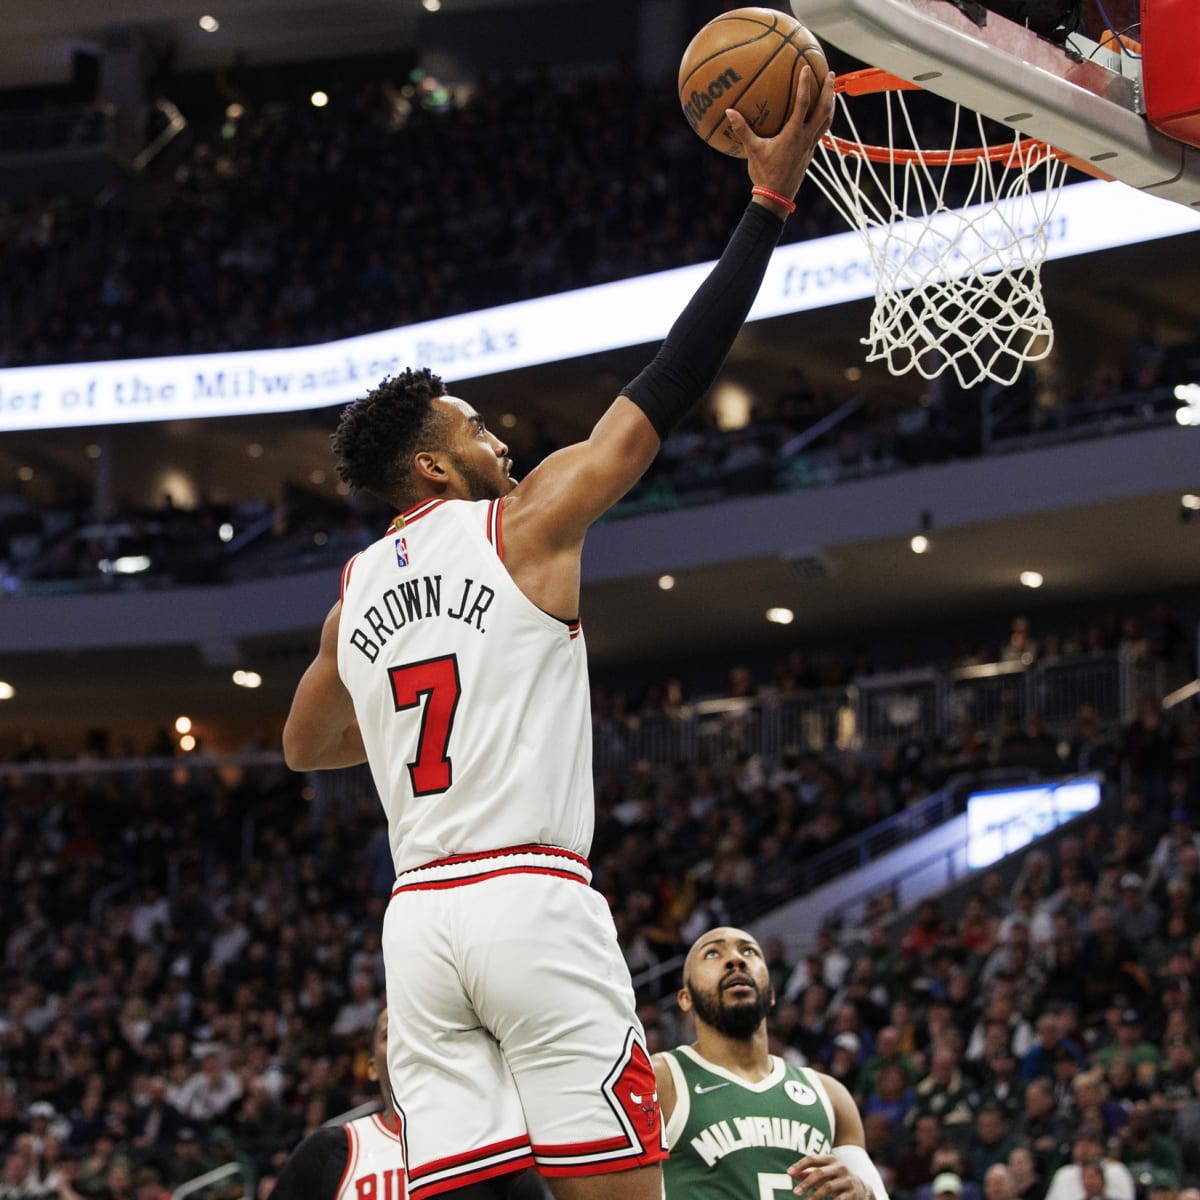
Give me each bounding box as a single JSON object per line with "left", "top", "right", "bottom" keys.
{"left": 751, "top": 185, "right": 796, "bottom": 216}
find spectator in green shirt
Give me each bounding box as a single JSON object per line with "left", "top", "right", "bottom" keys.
{"left": 859, "top": 1025, "right": 921, "bottom": 1100}
{"left": 1116, "top": 1102, "right": 1184, "bottom": 1186}
{"left": 1095, "top": 1013, "right": 1162, "bottom": 1089}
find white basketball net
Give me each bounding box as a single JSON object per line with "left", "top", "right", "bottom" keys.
{"left": 806, "top": 84, "right": 1072, "bottom": 388}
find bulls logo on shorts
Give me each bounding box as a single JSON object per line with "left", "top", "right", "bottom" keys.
{"left": 604, "top": 1031, "right": 665, "bottom": 1151}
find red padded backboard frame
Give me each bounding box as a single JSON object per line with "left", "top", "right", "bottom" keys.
{"left": 1142, "top": 0, "right": 1200, "bottom": 149}
{"left": 789, "top": 0, "right": 1200, "bottom": 208}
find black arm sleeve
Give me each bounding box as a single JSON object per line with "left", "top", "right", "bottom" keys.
{"left": 621, "top": 201, "right": 786, "bottom": 440}
{"left": 268, "top": 1126, "right": 350, "bottom": 1200}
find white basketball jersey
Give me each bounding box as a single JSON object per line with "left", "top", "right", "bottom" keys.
{"left": 338, "top": 1112, "right": 406, "bottom": 1200}
{"left": 336, "top": 496, "right": 594, "bottom": 875}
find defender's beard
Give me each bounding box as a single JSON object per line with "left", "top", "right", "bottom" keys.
{"left": 687, "top": 977, "right": 774, "bottom": 1039}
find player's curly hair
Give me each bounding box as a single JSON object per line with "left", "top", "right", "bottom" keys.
{"left": 331, "top": 368, "right": 448, "bottom": 507}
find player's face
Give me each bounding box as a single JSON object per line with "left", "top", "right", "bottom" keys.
{"left": 438, "top": 396, "right": 515, "bottom": 501}
{"left": 682, "top": 927, "right": 774, "bottom": 1038}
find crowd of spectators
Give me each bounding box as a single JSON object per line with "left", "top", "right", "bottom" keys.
{"left": 3, "top": 60, "right": 1194, "bottom": 594}
{"left": 1, "top": 614, "right": 1197, "bottom": 1200}
{"left": 3, "top": 61, "right": 1197, "bottom": 394}
{"left": 1, "top": 65, "right": 846, "bottom": 369}
{"left": 3, "top": 49, "right": 1200, "bottom": 1200}
{"left": 699, "top": 774, "right": 1200, "bottom": 1200}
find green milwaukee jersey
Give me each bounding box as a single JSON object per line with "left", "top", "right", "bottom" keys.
{"left": 661, "top": 1045, "right": 837, "bottom": 1200}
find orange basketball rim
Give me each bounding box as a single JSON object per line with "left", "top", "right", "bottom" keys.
{"left": 825, "top": 67, "right": 1107, "bottom": 177}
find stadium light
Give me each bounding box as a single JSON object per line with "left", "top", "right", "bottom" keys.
{"left": 1176, "top": 383, "right": 1200, "bottom": 426}
{"left": 99, "top": 555, "right": 151, "bottom": 575}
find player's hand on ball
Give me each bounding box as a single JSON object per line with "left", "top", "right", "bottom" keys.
{"left": 728, "top": 66, "right": 836, "bottom": 209}
{"left": 787, "top": 1153, "right": 871, "bottom": 1200}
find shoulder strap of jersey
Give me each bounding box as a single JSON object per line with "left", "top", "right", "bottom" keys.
{"left": 484, "top": 497, "right": 505, "bottom": 560}
{"left": 340, "top": 552, "right": 364, "bottom": 603}
{"left": 660, "top": 1050, "right": 692, "bottom": 1150}
{"left": 799, "top": 1065, "right": 837, "bottom": 1138}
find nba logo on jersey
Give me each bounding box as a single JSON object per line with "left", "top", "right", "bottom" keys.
{"left": 395, "top": 537, "right": 411, "bottom": 568}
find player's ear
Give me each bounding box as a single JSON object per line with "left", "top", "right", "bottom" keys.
{"left": 413, "top": 450, "right": 448, "bottom": 483}
{"left": 366, "top": 1056, "right": 379, "bottom": 1083}
{"left": 677, "top": 986, "right": 693, "bottom": 1013}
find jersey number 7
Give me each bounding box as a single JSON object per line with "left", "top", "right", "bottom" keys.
{"left": 388, "top": 654, "right": 462, "bottom": 796}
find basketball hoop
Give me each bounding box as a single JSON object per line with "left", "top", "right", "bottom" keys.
{"left": 807, "top": 68, "right": 1077, "bottom": 388}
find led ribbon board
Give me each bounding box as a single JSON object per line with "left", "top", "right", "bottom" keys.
{"left": 2, "top": 180, "right": 1198, "bottom": 432}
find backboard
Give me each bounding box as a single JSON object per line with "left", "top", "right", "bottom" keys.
{"left": 789, "top": 0, "right": 1200, "bottom": 209}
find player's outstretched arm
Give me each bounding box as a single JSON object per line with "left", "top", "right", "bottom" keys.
{"left": 505, "top": 66, "right": 836, "bottom": 552}
{"left": 283, "top": 602, "right": 368, "bottom": 771}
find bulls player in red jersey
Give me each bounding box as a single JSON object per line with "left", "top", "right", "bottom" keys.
{"left": 283, "top": 68, "right": 835, "bottom": 1200}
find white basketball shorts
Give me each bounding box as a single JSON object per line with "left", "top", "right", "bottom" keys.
{"left": 382, "top": 845, "right": 667, "bottom": 1200}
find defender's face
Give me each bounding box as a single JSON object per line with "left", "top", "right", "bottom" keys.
{"left": 437, "top": 396, "right": 515, "bottom": 501}
{"left": 682, "top": 927, "right": 774, "bottom": 1035}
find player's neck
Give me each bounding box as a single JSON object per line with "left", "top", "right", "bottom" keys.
{"left": 692, "top": 1024, "right": 772, "bottom": 1081}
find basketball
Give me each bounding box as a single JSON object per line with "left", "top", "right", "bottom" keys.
{"left": 678, "top": 7, "right": 828, "bottom": 158}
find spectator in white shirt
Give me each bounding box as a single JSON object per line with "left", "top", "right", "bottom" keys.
{"left": 330, "top": 972, "right": 378, "bottom": 1038}
{"left": 174, "top": 1050, "right": 243, "bottom": 1124}
{"left": 1043, "top": 1128, "right": 1135, "bottom": 1200}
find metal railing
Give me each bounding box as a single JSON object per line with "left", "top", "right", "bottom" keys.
{"left": 172, "top": 1163, "right": 250, "bottom": 1200}
{"left": 627, "top": 780, "right": 962, "bottom": 997}
{"left": 131, "top": 99, "right": 188, "bottom": 172}
{"left": 631, "top": 767, "right": 1090, "bottom": 998}
{"left": 594, "top": 651, "right": 1186, "bottom": 773}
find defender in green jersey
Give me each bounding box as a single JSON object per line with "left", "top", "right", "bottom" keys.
{"left": 653, "top": 927, "right": 890, "bottom": 1200}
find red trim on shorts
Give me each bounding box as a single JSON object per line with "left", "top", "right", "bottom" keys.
{"left": 534, "top": 1142, "right": 667, "bottom": 1177}
{"left": 407, "top": 844, "right": 589, "bottom": 871}
{"left": 408, "top": 1158, "right": 535, "bottom": 1200}
{"left": 409, "top": 1135, "right": 531, "bottom": 1180}
{"left": 407, "top": 1135, "right": 534, "bottom": 1199}
{"left": 392, "top": 866, "right": 588, "bottom": 895}
{"left": 532, "top": 1135, "right": 629, "bottom": 1157}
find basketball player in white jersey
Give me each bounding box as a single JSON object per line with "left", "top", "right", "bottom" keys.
{"left": 654, "top": 927, "right": 890, "bottom": 1200}
{"left": 269, "top": 1008, "right": 405, "bottom": 1200}
{"left": 270, "top": 1010, "right": 548, "bottom": 1200}
{"left": 283, "top": 68, "right": 836, "bottom": 1200}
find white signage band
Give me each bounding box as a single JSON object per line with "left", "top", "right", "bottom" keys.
{"left": 2, "top": 179, "right": 1197, "bottom": 433}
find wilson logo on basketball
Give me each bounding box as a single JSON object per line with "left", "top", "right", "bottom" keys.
{"left": 682, "top": 68, "right": 743, "bottom": 130}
